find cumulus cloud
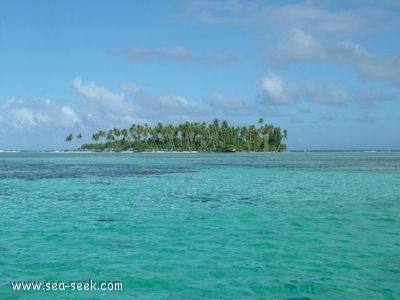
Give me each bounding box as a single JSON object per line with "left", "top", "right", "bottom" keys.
{"left": 269, "top": 28, "right": 325, "bottom": 62}
{"left": 72, "top": 77, "right": 138, "bottom": 127}
{"left": 124, "top": 86, "right": 206, "bottom": 122}
{"left": 268, "top": 33, "right": 400, "bottom": 87}
{"left": 109, "top": 46, "right": 190, "bottom": 62}
{"left": 109, "top": 46, "right": 239, "bottom": 64}
{"left": 0, "top": 97, "right": 87, "bottom": 149}
{"left": 72, "top": 77, "right": 122, "bottom": 102}
{"left": 11, "top": 107, "right": 39, "bottom": 127}
{"left": 189, "top": 1, "right": 399, "bottom": 88}
{"left": 60, "top": 106, "right": 81, "bottom": 127}
{"left": 335, "top": 41, "right": 400, "bottom": 85}
{"left": 184, "top": 0, "right": 377, "bottom": 34}
{"left": 258, "top": 74, "right": 396, "bottom": 109}
{"left": 72, "top": 77, "right": 210, "bottom": 125}
{"left": 273, "top": 1, "right": 365, "bottom": 33}
{"left": 0, "top": 78, "right": 213, "bottom": 149}
{"left": 2, "top": 99, "right": 50, "bottom": 129}
{"left": 260, "top": 74, "right": 297, "bottom": 105}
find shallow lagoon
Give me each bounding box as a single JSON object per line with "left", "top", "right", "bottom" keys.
{"left": 1, "top": 151, "right": 399, "bottom": 299}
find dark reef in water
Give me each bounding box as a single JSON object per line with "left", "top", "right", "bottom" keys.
{"left": 96, "top": 217, "right": 117, "bottom": 222}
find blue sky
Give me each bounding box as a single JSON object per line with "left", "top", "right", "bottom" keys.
{"left": 1, "top": 0, "right": 399, "bottom": 150}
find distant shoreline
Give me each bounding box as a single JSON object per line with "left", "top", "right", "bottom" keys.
{"left": 1, "top": 149, "right": 399, "bottom": 153}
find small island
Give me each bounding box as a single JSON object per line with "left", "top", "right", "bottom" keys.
{"left": 66, "top": 118, "right": 288, "bottom": 152}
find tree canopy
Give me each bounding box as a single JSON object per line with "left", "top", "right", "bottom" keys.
{"left": 67, "top": 118, "right": 288, "bottom": 152}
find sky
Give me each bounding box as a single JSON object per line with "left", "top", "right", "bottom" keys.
{"left": 1, "top": 0, "right": 399, "bottom": 150}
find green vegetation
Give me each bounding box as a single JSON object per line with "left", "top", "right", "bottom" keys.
{"left": 66, "top": 118, "right": 288, "bottom": 152}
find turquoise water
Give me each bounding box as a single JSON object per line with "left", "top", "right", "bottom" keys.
{"left": 1, "top": 151, "right": 399, "bottom": 299}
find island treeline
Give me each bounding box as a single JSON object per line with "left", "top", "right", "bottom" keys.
{"left": 68, "top": 118, "right": 288, "bottom": 152}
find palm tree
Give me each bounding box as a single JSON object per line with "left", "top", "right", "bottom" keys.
{"left": 178, "top": 122, "right": 193, "bottom": 151}
{"left": 259, "top": 124, "right": 273, "bottom": 151}
{"left": 121, "top": 128, "right": 131, "bottom": 149}
{"left": 164, "top": 124, "right": 176, "bottom": 150}
{"left": 143, "top": 123, "right": 150, "bottom": 150}
{"left": 92, "top": 132, "right": 100, "bottom": 142}
{"left": 283, "top": 129, "right": 288, "bottom": 140}
{"left": 113, "top": 128, "right": 121, "bottom": 140}
{"left": 239, "top": 126, "right": 249, "bottom": 151}
{"left": 65, "top": 133, "right": 73, "bottom": 142}
{"left": 209, "top": 118, "right": 220, "bottom": 151}
{"left": 106, "top": 129, "right": 115, "bottom": 146}
{"left": 269, "top": 127, "right": 282, "bottom": 152}
{"left": 152, "top": 122, "right": 164, "bottom": 150}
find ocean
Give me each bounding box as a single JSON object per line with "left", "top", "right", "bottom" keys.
{"left": 1, "top": 151, "right": 399, "bottom": 299}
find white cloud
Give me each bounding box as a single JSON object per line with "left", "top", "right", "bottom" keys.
{"left": 159, "top": 95, "right": 190, "bottom": 107}
{"left": 125, "top": 87, "right": 206, "bottom": 122}
{"left": 3, "top": 99, "right": 50, "bottom": 129}
{"left": 185, "top": 1, "right": 376, "bottom": 35}
{"left": 270, "top": 28, "right": 325, "bottom": 62}
{"left": 109, "top": 46, "right": 239, "bottom": 64}
{"left": 71, "top": 77, "right": 212, "bottom": 126}
{"left": 11, "top": 107, "right": 37, "bottom": 127}
{"left": 72, "top": 76, "right": 136, "bottom": 120}
{"left": 260, "top": 74, "right": 297, "bottom": 105}
{"left": 73, "top": 76, "right": 124, "bottom": 103}
{"left": 274, "top": 2, "right": 364, "bottom": 33}
{"left": 269, "top": 34, "right": 400, "bottom": 87}
{"left": 0, "top": 97, "right": 88, "bottom": 149}
{"left": 188, "top": 1, "right": 399, "bottom": 88}
{"left": 259, "top": 75, "right": 396, "bottom": 109}
{"left": 60, "top": 106, "right": 81, "bottom": 127}
{"left": 110, "top": 46, "right": 191, "bottom": 62}
{"left": 335, "top": 41, "right": 400, "bottom": 85}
